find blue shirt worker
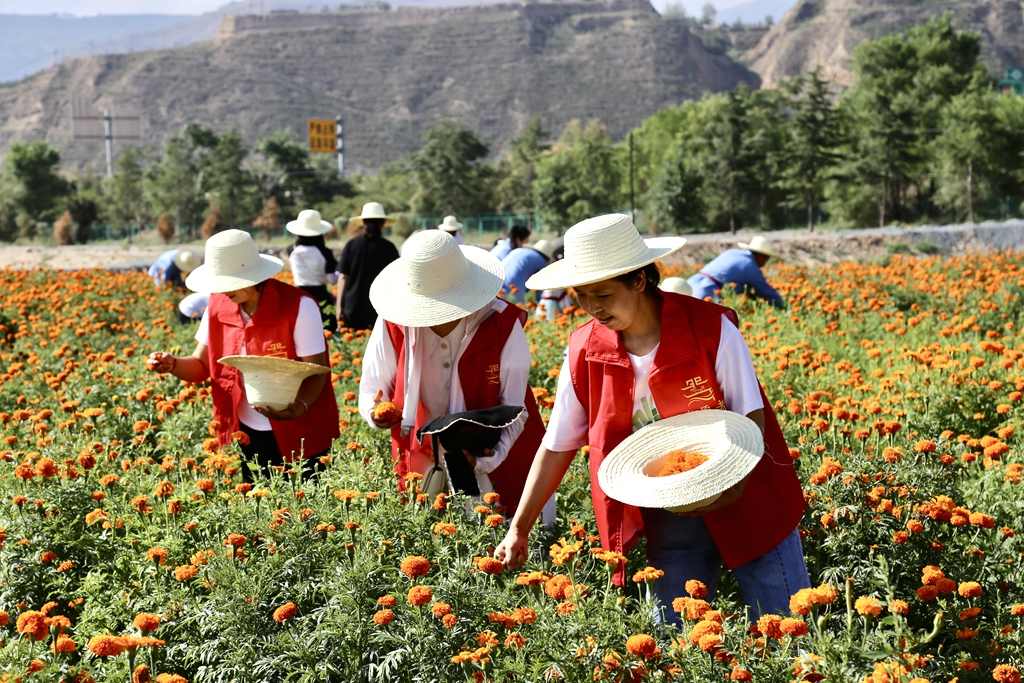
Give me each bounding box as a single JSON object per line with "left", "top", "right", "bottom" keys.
{"left": 490, "top": 224, "right": 531, "bottom": 261}
{"left": 149, "top": 249, "right": 201, "bottom": 289}
{"left": 501, "top": 240, "right": 553, "bottom": 303}
{"left": 687, "top": 236, "right": 784, "bottom": 308}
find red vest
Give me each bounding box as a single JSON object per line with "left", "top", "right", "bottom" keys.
{"left": 207, "top": 278, "right": 340, "bottom": 461}
{"left": 385, "top": 302, "right": 545, "bottom": 514}
{"left": 568, "top": 292, "right": 804, "bottom": 582}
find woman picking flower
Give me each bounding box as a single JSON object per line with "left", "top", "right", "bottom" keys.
{"left": 358, "top": 229, "right": 551, "bottom": 519}
{"left": 146, "top": 229, "right": 339, "bottom": 480}
{"left": 493, "top": 214, "right": 809, "bottom": 623}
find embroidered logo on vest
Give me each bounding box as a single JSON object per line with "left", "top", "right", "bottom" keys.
{"left": 486, "top": 363, "right": 500, "bottom": 385}
{"left": 266, "top": 342, "right": 289, "bottom": 358}
{"left": 682, "top": 376, "right": 716, "bottom": 406}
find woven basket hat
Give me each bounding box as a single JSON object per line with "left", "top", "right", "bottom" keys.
{"left": 525, "top": 214, "right": 686, "bottom": 291}
{"left": 369, "top": 229, "right": 505, "bottom": 327}
{"left": 185, "top": 229, "right": 283, "bottom": 293}
{"left": 597, "top": 410, "right": 763, "bottom": 513}
{"left": 217, "top": 356, "right": 330, "bottom": 411}
{"left": 660, "top": 277, "right": 692, "bottom": 296}
{"left": 173, "top": 250, "right": 202, "bottom": 274}
{"left": 287, "top": 209, "right": 333, "bottom": 237}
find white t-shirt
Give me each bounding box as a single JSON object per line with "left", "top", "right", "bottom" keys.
{"left": 178, "top": 292, "right": 210, "bottom": 319}
{"left": 289, "top": 245, "right": 328, "bottom": 287}
{"left": 543, "top": 314, "right": 764, "bottom": 452}
{"left": 196, "top": 296, "right": 326, "bottom": 431}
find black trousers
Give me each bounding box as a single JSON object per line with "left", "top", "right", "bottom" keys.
{"left": 299, "top": 284, "right": 336, "bottom": 331}
{"left": 239, "top": 423, "right": 327, "bottom": 483}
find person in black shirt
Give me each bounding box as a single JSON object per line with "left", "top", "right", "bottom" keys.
{"left": 336, "top": 202, "right": 400, "bottom": 331}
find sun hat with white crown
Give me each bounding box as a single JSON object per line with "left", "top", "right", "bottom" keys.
{"left": 369, "top": 229, "right": 505, "bottom": 328}
{"left": 185, "top": 229, "right": 283, "bottom": 293}
{"left": 438, "top": 215, "right": 463, "bottom": 233}
{"left": 738, "top": 235, "right": 781, "bottom": 259}
{"left": 286, "top": 209, "right": 333, "bottom": 237}
{"left": 659, "top": 276, "right": 692, "bottom": 296}
{"left": 349, "top": 201, "right": 396, "bottom": 227}
{"left": 173, "top": 250, "right": 202, "bottom": 274}
{"left": 525, "top": 214, "right": 686, "bottom": 291}
{"left": 598, "top": 409, "right": 763, "bottom": 513}
{"left": 217, "top": 356, "right": 330, "bottom": 411}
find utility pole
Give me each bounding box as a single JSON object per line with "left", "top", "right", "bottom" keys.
{"left": 336, "top": 115, "right": 345, "bottom": 177}
{"left": 71, "top": 100, "right": 141, "bottom": 179}
{"left": 103, "top": 108, "right": 114, "bottom": 178}
{"left": 628, "top": 132, "right": 635, "bottom": 224}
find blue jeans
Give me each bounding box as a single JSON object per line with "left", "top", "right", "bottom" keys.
{"left": 640, "top": 507, "right": 810, "bottom": 625}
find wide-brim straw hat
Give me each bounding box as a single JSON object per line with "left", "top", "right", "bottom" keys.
{"left": 350, "top": 201, "right": 396, "bottom": 227}
{"left": 597, "top": 410, "right": 763, "bottom": 513}
{"left": 370, "top": 229, "right": 504, "bottom": 327}
{"left": 660, "top": 276, "right": 692, "bottom": 296}
{"left": 217, "top": 355, "right": 330, "bottom": 411}
{"left": 525, "top": 214, "right": 686, "bottom": 291}
{"left": 438, "top": 215, "right": 463, "bottom": 233}
{"left": 532, "top": 240, "right": 555, "bottom": 260}
{"left": 186, "top": 229, "right": 283, "bottom": 293}
{"left": 173, "top": 250, "right": 202, "bottom": 274}
{"left": 738, "top": 235, "right": 781, "bottom": 259}
{"left": 287, "top": 209, "right": 333, "bottom": 237}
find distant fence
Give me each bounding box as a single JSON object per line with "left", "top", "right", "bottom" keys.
{"left": 408, "top": 213, "right": 540, "bottom": 236}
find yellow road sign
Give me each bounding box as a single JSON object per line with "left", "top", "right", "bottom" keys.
{"left": 308, "top": 119, "right": 337, "bottom": 154}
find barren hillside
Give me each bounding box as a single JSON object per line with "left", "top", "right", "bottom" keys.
{"left": 0, "top": 0, "right": 756, "bottom": 173}
{"left": 743, "top": 0, "right": 1024, "bottom": 87}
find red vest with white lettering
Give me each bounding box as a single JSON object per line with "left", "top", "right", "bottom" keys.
{"left": 206, "top": 278, "right": 340, "bottom": 460}
{"left": 568, "top": 292, "right": 804, "bottom": 584}
{"left": 385, "top": 302, "right": 545, "bottom": 514}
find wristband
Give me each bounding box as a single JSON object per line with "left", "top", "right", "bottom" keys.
{"left": 297, "top": 399, "right": 309, "bottom": 415}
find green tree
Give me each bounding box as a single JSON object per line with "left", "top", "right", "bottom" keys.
{"left": 990, "top": 94, "right": 1024, "bottom": 216}
{"left": 494, "top": 118, "right": 550, "bottom": 213}
{"left": 1, "top": 141, "right": 71, "bottom": 239}
{"left": 187, "top": 125, "right": 257, "bottom": 227}
{"left": 777, "top": 66, "right": 843, "bottom": 231}
{"left": 533, "top": 119, "right": 622, "bottom": 230}
{"left": 933, "top": 82, "right": 1000, "bottom": 223}
{"left": 407, "top": 120, "right": 492, "bottom": 215}
{"left": 102, "top": 146, "right": 147, "bottom": 235}
{"left": 700, "top": 88, "right": 748, "bottom": 233}
{"left": 646, "top": 139, "right": 706, "bottom": 233}
{"left": 146, "top": 135, "right": 202, "bottom": 240}
{"left": 252, "top": 129, "right": 351, "bottom": 213}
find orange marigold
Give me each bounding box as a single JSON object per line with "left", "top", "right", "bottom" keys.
{"left": 133, "top": 613, "right": 161, "bottom": 632}
{"left": 133, "top": 665, "right": 152, "bottom": 683}
{"left": 993, "top": 665, "right": 1021, "bottom": 683}
{"left": 407, "top": 585, "right": 433, "bottom": 607}
{"left": 87, "top": 634, "right": 126, "bottom": 657}
{"left": 52, "top": 635, "right": 77, "bottom": 653}
{"left": 273, "top": 602, "right": 297, "bottom": 623}
{"left": 373, "top": 609, "right": 394, "bottom": 626}
{"left": 685, "top": 579, "right": 708, "bottom": 599}
{"left": 16, "top": 610, "right": 50, "bottom": 641}
{"left": 959, "top": 582, "right": 983, "bottom": 598}
{"left": 625, "top": 634, "right": 659, "bottom": 658}
{"left": 174, "top": 565, "right": 198, "bottom": 582}
{"left": 400, "top": 555, "right": 431, "bottom": 578}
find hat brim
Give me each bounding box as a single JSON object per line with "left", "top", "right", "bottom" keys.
{"left": 597, "top": 410, "right": 763, "bottom": 512}
{"left": 438, "top": 224, "right": 463, "bottom": 232}
{"left": 185, "top": 254, "right": 284, "bottom": 293}
{"left": 286, "top": 219, "right": 333, "bottom": 236}
{"left": 217, "top": 355, "right": 331, "bottom": 378}
{"left": 369, "top": 245, "right": 505, "bottom": 327}
{"left": 525, "top": 237, "right": 686, "bottom": 290}
{"left": 738, "top": 243, "right": 781, "bottom": 259}
{"left": 417, "top": 406, "right": 525, "bottom": 440}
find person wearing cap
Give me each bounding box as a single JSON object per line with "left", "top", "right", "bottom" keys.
{"left": 659, "top": 277, "right": 692, "bottom": 297}
{"left": 145, "top": 229, "right": 340, "bottom": 481}
{"left": 686, "top": 236, "right": 785, "bottom": 308}
{"left": 500, "top": 240, "right": 553, "bottom": 304}
{"left": 438, "top": 215, "right": 465, "bottom": 245}
{"left": 287, "top": 209, "right": 339, "bottom": 329}
{"left": 336, "top": 202, "right": 400, "bottom": 331}
{"left": 493, "top": 214, "right": 808, "bottom": 624}
{"left": 357, "top": 230, "right": 552, "bottom": 521}
{"left": 148, "top": 249, "right": 201, "bottom": 290}
{"left": 490, "top": 224, "right": 531, "bottom": 261}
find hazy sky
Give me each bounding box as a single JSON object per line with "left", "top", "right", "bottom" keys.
{"left": 0, "top": 0, "right": 219, "bottom": 14}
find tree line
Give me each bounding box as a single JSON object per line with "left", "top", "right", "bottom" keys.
{"left": 1, "top": 14, "right": 1022, "bottom": 243}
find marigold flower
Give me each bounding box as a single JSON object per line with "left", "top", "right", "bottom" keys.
{"left": 87, "top": 634, "right": 126, "bottom": 657}
{"left": 555, "top": 601, "right": 577, "bottom": 615}
{"left": 273, "top": 602, "right": 297, "bottom": 623}
{"left": 688, "top": 620, "right": 723, "bottom": 646}
{"left": 146, "top": 547, "right": 169, "bottom": 565}
{"left": 133, "top": 613, "right": 161, "bottom": 632}
{"left": 1011, "top": 604, "right": 1024, "bottom": 616}
{"left": 373, "top": 609, "right": 394, "bottom": 625}
{"left": 52, "top": 635, "right": 77, "bottom": 653}
{"left": 958, "top": 581, "right": 983, "bottom": 598}
{"left": 174, "top": 565, "right": 198, "bottom": 582}
{"left": 993, "top": 665, "right": 1022, "bottom": 683}
{"left": 378, "top": 595, "right": 397, "bottom": 607}
{"left": 433, "top": 522, "right": 457, "bottom": 537}
{"left": 407, "top": 585, "right": 432, "bottom": 607}
{"left": 545, "top": 574, "right": 573, "bottom": 600}
{"left": 475, "top": 556, "right": 504, "bottom": 575}
{"left": 154, "top": 673, "right": 188, "bottom": 683}
{"left": 431, "top": 601, "right": 451, "bottom": 617}
{"left": 855, "top": 597, "right": 883, "bottom": 617}
{"left": 625, "top": 634, "right": 659, "bottom": 657}
{"left": 0, "top": 610, "right": 8, "bottom": 627}
{"left": 632, "top": 566, "right": 665, "bottom": 583}
{"left": 888, "top": 600, "right": 909, "bottom": 615}
{"left": 223, "top": 534, "right": 246, "bottom": 548}
{"left": 685, "top": 579, "right": 708, "bottom": 598}
{"left": 780, "top": 617, "right": 808, "bottom": 636}
{"left": 40, "top": 550, "right": 58, "bottom": 563}
{"left": 936, "top": 577, "right": 957, "bottom": 594}
{"left": 757, "top": 614, "right": 784, "bottom": 639}
{"left": 505, "top": 631, "right": 527, "bottom": 649}
{"left": 549, "top": 538, "right": 584, "bottom": 566}
{"left": 916, "top": 585, "right": 939, "bottom": 601}
{"left": 672, "top": 597, "right": 710, "bottom": 620}
{"left": 400, "top": 555, "right": 431, "bottom": 578}
{"left": 16, "top": 610, "right": 50, "bottom": 641}
{"left": 730, "top": 668, "right": 753, "bottom": 681}
{"left": 133, "top": 665, "right": 152, "bottom": 683}
{"left": 442, "top": 614, "right": 458, "bottom": 628}
{"left": 484, "top": 514, "right": 504, "bottom": 528}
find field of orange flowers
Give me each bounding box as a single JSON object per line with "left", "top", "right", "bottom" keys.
{"left": 0, "top": 252, "right": 1022, "bottom": 683}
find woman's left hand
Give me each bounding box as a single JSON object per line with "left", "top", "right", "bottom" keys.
{"left": 463, "top": 448, "right": 495, "bottom": 469}
{"left": 674, "top": 473, "right": 750, "bottom": 517}
{"left": 255, "top": 400, "right": 309, "bottom": 421}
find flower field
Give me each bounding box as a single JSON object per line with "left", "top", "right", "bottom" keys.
{"left": 0, "top": 252, "right": 1023, "bottom": 683}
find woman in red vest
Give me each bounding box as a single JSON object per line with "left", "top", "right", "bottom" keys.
{"left": 358, "top": 229, "right": 550, "bottom": 520}
{"left": 146, "top": 229, "right": 340, "bottom": 481}
{"left": 494, "top": 214, "right": 809, "bottom": 623}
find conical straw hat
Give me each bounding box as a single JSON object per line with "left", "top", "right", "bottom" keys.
{"left": 597, "top": 410, "right": 763, "bottom": 513}
{"left": 525, "top": 214, "right": 686, "bottom": 291}
{"left": 217, "top": 356, "right": 330, "bottom": 411}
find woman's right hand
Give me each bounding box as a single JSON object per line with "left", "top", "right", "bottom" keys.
{"left": 370, "top": 390, "right": 402, "bottom": 430}
{"left": 493, "top": 527, "right": 529, "bottom": 570}
{"left": 146, "top": 352, "right": 176, "bottom": 374}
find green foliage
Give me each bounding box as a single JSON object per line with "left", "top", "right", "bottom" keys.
{"left": 0, "top": 140, "right": 70, "bottom": 239}
{"left": 146, "top": 135, "right": 203, "bottom": 238}
{"left": 406, "top": 120, "right": 493, "bottom": 216}
{"left": 645, "top": 139, "right": 706, "bottom": 233}
{"left": 493, "top": 118, "right": 550, "bottom": 213}
{"left": 102, "top": 146, "right": 148, "bottom": 230}
{"left": 187, "top": 124, "right": 258, "bottom": 227}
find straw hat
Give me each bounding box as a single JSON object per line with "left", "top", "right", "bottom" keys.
{"left": 286, "top": 209, "right": 333, "bottom": 237}
{"left": 531, "top": 240, "right": 555, "bottom": 260}
{"left": 438, "top": 215, "right": 463, "bottom": 233}
{"left": 525, "top": 214, "right": 686, "bottom": 291}
{"left": 185, "top": 230, "right": 283, "bottom": 293}
{"left": 660, "top": 277, "right": 692, "bottom": 296}
{"left": 597, "top": 410, "right": 763, "bottom": 513}
{"left": 173, "top": 250, "right": 201, "bottom": 274}
{"left": 217, "top": 356, "right": 330, "bottom": 411}
{"left": 369, "top": 229, "right": 504, "bottom": 328}
{"left": 737, "top": 235, "right": 781, "bottom": 259}
{"left": 350, "top": 202, "right": 396, "bottom": 227}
